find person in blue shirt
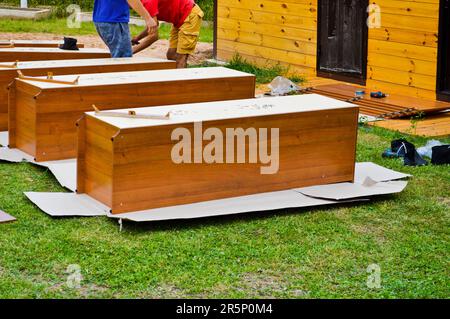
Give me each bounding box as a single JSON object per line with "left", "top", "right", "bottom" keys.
{"left": 93, "top": 0, "right": 157, "bottom": 58}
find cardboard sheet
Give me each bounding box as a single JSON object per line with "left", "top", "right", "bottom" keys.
{"left": 9, "top": 158, "right": 411, "bottom": 221}
{"left": 15, "top": 160, "right": 409, "bottom": 222}
{"left": 24, "top": 192, "right": 108, "bottom": 217}
{"left": 42, "top": 160, "right": 77, "bottom": 192}
{"left": 0, "top": 131, "right": 7, "bottom": 146}
{"left": 107, "top": 190, "right": 356, "bottom": 222}
{"left": 296, "top": 180, "right": 408, "bottom": 201}
{"left": 24, "top": 189, "right": 361, "bottom": 220}
{"left": 0, "top": 209, "right": 16, "bottom": 223}
{"left": 354, "top": 162, "right": 411, "bottom": 183}
{"left": 0, "top": 146, "right": 34, "bottom": 162}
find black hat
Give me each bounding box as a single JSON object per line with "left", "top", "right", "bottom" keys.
{"left": 59, "top": 37, "right": 79, "bottom": 51}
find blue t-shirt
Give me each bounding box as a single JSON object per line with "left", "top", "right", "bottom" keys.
{"left": 93, "top": 0, "right": 130, "bottom": 23}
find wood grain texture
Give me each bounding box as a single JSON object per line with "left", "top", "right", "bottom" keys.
{"left": 0, "top": 40, "right": 85, "bottom": 48}
{"left": 216, "top": 0, "right": 318, "bottom": 75}
{"left": 367, "top": 0, "right": 440, "bottom": 99}
{"left": 371, "top": 112, "right": 450, "bottom": 137}
{"left": 78, "top": 98, "right": 358, "bottom": 214}
{"left": 0, "top": 48, "right": 110, "bottom": 62}
{"left": 11, "top": 68, "right": 256, "bottom": 161}
{"left": 0, "top": 58, "right": 176, "bottom": 130}
{"left": 216, "top": 0, "right": 441, "bottom": 100}
{"left": 310, "top": 83, "right": 450, "bottom": 118}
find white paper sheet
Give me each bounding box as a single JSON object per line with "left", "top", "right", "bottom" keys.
{"left": 0, "top": 209, "right": 16, "bottom": 223}
{"left": 354, "top": 162, "right": 411, "bottom": 183}
{"left": 24, "top": 192, "right": 108, "bottom": 217}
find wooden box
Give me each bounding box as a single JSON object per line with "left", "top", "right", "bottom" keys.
{"left": 9, "top": 67, "right": 255, "bottom": 161}
{"left": 76, "top": 94, "right": 359, "bottom": 214}
{"left": 0, "top": 57, "right": 176, "bottom": 130}
{"left": 0, "top": 40, "right": 85, "bottom": 48}
{"left": 0, "top": 47, "right": 110, "bottom": 62}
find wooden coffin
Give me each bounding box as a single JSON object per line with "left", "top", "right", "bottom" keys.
{"left": 0, "top": 57, "right": 176, "bottom": 131}
{"left": 0, "top": 40, "right": 85, "bottom": 48}
{"left": 9, "top": 67, "right": 255, "bottom": 161}
{"left": 76, "top": 94, "right": 359, "bottom": 214}
{"left": 0, "top": 47, "right": 110, "bottom": 62}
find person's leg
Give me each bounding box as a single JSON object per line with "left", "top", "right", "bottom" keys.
{"left": 95, "top": 22, "right": 114, "bottom": 55}
{"left": 95, "top": 22, "right": 132, "bottom": 58}
{"left": 166, "top": 25, "right": 179, "bottom": 61}
{"left": 111, "top": 22, "right": 132, "bottom": 57}
{"left": 175, "top": 5, "right": 204, "bottom": 68}
{"left": 175, "top": 53, "right": 189, "bottom": 68}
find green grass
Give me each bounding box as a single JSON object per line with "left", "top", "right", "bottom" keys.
{"left": 0, "top": 126, "right": 449, "bottom": 298}
{"left": 196, "top": 54, "right": 306, "bottom": 84}
{"left": 0, "top": 18, "right": 213, "bottom": 43}
{"left": 5, "top": 0, "right": 215, "bottom": 21}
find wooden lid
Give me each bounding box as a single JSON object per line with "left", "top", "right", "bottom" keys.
{"left": 87, "top": 94, "right": 357, "bottom": 129}
{"left": 0, "top": 57, "right": 172, "bottom": 71}
{"left": 16, "top": 67, "right": 254, "bottom": 89}
{"left": 0, "top": 47, "right": 107, "bottom": 53}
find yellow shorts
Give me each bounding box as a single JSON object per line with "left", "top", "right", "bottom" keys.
{"left": 169, "top": 5, "right": 204, "bottom": 55}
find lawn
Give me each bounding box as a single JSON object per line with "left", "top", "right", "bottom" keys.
{"left": 0, "top": 17, "right": 214, "bottom": 43}
{"left": 0, "top": 126, "right": 448, "bottom": 298}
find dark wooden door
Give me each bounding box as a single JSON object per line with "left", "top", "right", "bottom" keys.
{"left": 317, "top": 0, "right": 368, "bottom": 85}
{"left": 437, "top": 0, "right": 450, "bottom": 102}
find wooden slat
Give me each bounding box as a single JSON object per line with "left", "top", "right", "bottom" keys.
{"left": 217, "top": 17, "right": 317, "bottom": 43}
{"left": 218, "top": 39, "right": 316, "bottom": 68}
{"left": 310, "top": 83, "right": 450, "bottom": 117}
{"left": 368, "top": 39, "right": 437, "bottom": 62}
{"left": 218, "top": 0, "right": 317, "bottom": 18}
{"left": 372, "top": 0, "right": 439, "bottom": 18}
{"left": 218, "top": 28, "right": 317, "bottom": 55}
{"left": 0, "top": 48, "right": 110, "bottom": 62}
{"left": 369, "top": 27, "right": 438, "bottom": 48}
{"left": 0, "top": 40, "right": 85, "bottom": 48}
{"left": 368, "top": 53, "right": 436, "bottom": 76}
{"left": 368, "top": 65, "right": 437, "bottom": 91}
{"left": 371, "top": 112, "right": 450, "bottom": 137}
{"left": 217, "top": 49, "right": 316, "bottom": 76}
{"left": 218, "top": 5, "right": 317, "bottom": 30}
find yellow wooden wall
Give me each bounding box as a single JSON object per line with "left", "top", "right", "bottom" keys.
{"left": 367, "top": 0, "right": 440, "bottom": 99}
{"left": 216, "top": 0, "right": 318, "bottom": 76}
{"left": 216, "top": 0, "right": 441, "bottom": 100}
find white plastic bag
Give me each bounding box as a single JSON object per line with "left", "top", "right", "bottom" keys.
{"left": 417, "top": 140, "right": 443, "bottom": 158}
{"left": 268, "top": 76, "right": 300, "bottom": 96}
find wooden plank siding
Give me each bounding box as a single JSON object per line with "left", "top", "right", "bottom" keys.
{"left": 216, "top": 0, "right": 318, "bottom": 76}
{"left": 216, "top": 0, "right": 441, "bottom": 99}
{"left": 367, "top": 0, "right": 440, "bottom": 99}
